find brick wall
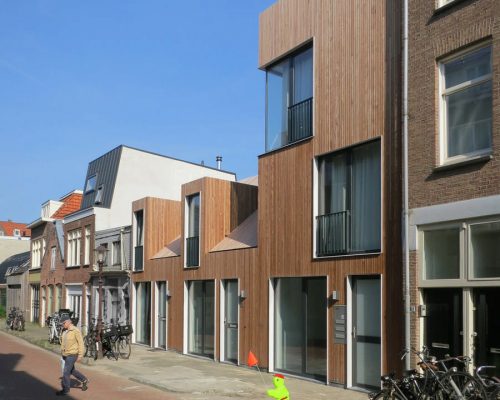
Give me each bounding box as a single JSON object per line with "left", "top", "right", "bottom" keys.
{"left": 408, "top": 0, "right": 500, "bottom": 210}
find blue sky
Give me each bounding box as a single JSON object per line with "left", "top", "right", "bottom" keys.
{"left": 0, "top": 0, "right": 275, "bottom": 223}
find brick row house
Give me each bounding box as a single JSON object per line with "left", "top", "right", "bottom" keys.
{"left": 407, "top": 0, "right": 500, "bottom": 372}
{"left": 27, "top": 191, "right": 82, "bottom": 324}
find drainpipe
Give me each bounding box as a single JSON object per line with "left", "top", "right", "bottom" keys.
{"left": 403, "top": 0, "right": 411, "bottom": 370}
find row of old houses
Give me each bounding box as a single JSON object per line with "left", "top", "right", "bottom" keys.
{"left": 2, "top": 0, "right": 499, "bottom": 392}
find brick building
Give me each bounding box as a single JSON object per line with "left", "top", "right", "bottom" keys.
{"left": 407, "top": 0, "right": 500, "bottom": 370}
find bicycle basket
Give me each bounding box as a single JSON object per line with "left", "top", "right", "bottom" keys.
{"left": 117, "top": 325, "right": 133, "bottom": 336}
{"left": 103, "top": 326, "right": 118, "bottom": 339}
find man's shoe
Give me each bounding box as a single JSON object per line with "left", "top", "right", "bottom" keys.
{"left": 55, "top": 390, "right": 69, "bottom": 396}
{"left": 81, "top": 379, "right": 89, "bottom": 391}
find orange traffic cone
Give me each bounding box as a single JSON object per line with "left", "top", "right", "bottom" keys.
{"left": 248, "top": 351, "right": 259, "bottom": 367}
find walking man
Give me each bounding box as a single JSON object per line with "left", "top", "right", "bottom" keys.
{"left": 56, "top": 315, "right": 89, "bottom": 396}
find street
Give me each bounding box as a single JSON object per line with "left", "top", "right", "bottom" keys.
{"left": 0, "top": 331, "right": 175, "bottom": 400}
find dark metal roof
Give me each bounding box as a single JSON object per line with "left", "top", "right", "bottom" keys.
{"left": 0, "top": 251, "right": 30, "bottom": 284}
{"left": 80, "top": 146, "right": 123, "bottom": 210}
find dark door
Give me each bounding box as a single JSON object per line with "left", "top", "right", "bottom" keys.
{"left": 474, "top": 288, "right": 500, "bottom": 371}
{"left": 423, "top": 288, "right": 463, "bottom": 360}
{"left": 224, "top": 280, "right": 238, "bottom": 363}
{"left": 352, "top": 276, "right": 381, "bottom": 389}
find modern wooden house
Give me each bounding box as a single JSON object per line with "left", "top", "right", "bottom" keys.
{"left": 407, "top": 0, "right": 500, "bottom": 371}
{"left": 256, "top": 0, "right": 403, "bottom": 389}
{"left": 131, "top": 177, "right": 258, "bottom": 365}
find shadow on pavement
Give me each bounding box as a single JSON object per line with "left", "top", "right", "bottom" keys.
{"left": 0, "top": 353, "right": 76, "bottom": 399}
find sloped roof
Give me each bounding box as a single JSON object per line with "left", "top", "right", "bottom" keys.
{"left": 152, "top": 236, "right": 181, "bottom": 259}
{"left": 238, "top": 176, "right": 258, "bottom": 186}
{"left": 51, "top": 192, "right": 83, "bottom": 219}
{"left": 0, "top": 221, "right": 30, "bottom": 237}
{"left": 0, "top": 251, "right": 30, "bottom": 283}
{"left": 211, "top": 211, "right": 258, "bottom": 252}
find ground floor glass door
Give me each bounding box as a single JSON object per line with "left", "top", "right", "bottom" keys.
{"left": 352, "top": 276, "right": 381, "bottom": 389}
{"left": 157, "top": 281, "right": 167, "bottom": 349}
{"left": 224, "top": 280, "right": 238, "bottom": 363}
{"left": 31, "top": 285, "right": 40, "bottom": 322}
{"left": 135, "top": 282, "right": 151, "bottom": 345}
{"left": 274, "top": 277, "right": 327, "bottom": 380}
{"left": 188, "top": 280, "right": 215, "bottom": 358}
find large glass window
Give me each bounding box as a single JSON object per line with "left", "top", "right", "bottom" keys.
{"left": 423, "top": 228, "right": 460, "bottom": 279}
{"left": 188, "top": 280, "right": 214, "bottom": 358}
{"left": 317, "top": 140, "right": 381, "bottom": 256}
{"left": 135, "top": 282, "right": 151, "bottom": 345}
{"left": 266, "top": 46, "right": 313, "bottom": 151}
{"left": 67, "top": 229, "right": 81, "bottom": 267}
{"left": 440, "top": 45, "right": 492, "bottom": 162}
{"left": 186, "top": 194, "right": 200, "bottom": 267}
{"left": 274, "top": 277, "right": 327, "bottom": 380}
{"left": 134, "top": 210, "right": 144, "bottom": 271}
{"left": 470, "top": 221, "right": 500, "bottom": 279}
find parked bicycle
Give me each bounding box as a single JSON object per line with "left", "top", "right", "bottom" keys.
{"left": 84, "top": 319, "right": 133, "bottom": 361}
{"left": 369, "top": 347, "right": 487, "bottom": 400}
{"left": 6, "top": 307, "right": 25, "bottom": 331}
{"left": 475, "top": 366, "right": 500, "bottom": 399}
{"left": 46, "top": 309, "right": 79, "bottom": 344}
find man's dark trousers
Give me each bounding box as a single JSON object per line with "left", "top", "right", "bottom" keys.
{"left": 62, "top": 354, "right": 87, "bottom": 393}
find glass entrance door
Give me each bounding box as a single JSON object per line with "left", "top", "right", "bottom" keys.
{"left": 352, "top": 276, "right": 381, "bottom": 389}
{"left": 224, "top": 280, "right": 238, "bottom": 363}
{"left": 274, "top": 277, "right": 327, "bottom": 380}
{"left": 188, "top": 280, "right": 215, "bottom": 358}
{"left": 135, "top": 282, "right": 151, "bottom": 345}
{"left": 474, "top": 288, "right": 500, "bottom": 371}
{"left": 157, "top": 281, "right": 167, "bottom": 349}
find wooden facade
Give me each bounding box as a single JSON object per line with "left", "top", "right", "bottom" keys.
{"left": 258, "top": 0, "right": 403, "bottom": 385}
{"left": 131, "top": 178, "right": 259, "bottom": 363}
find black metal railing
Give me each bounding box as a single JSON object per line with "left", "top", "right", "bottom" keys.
{"left": 288, "top": 97, "right": 313, "bottom": 144}
{"left": 316, "top": 211, "right": 350, "bottom": 256}
{"left": 186, "top": 236, "right": 199, "bottom": 267}
{"left": 134, "top": 245, "right": 143, "bottom": 271}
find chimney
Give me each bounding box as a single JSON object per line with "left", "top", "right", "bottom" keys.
{"left": 216, "top": 156, "right": 222, "bottom": 170}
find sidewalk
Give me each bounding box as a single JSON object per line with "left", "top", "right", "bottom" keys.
{"left": 0, "top": 320, "right": 368, "bottom": 400}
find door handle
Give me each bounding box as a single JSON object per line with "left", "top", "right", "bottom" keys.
{"left": 352, "top": 326, "right": 356, "bottom": 339}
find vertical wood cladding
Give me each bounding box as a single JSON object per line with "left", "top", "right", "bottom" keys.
{"left": 132, "top": 178, "right": 260, "bottom": 364}
{"left": 258, "top": 0, "right": 402, "bottom": 383}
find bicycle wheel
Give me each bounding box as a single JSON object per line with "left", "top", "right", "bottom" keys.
{"left": 370, "top": 390, "right": 406, "bottom": 399}
{"left": 115, "top": 336, "right": 131, "bottom": 359}
{"left": 84, "top": 335, "right": 97, "bottom": 360}
{"left": 438, "top": 371, "right": 487, "bottom": 400}
{"left": 17, "top": 318, "right": 25, "bottom": 331}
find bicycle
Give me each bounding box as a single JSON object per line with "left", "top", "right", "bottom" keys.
{"left": 475, "top": 366, "right": 500, "bottom": 399}
{"left": 6, "top": 308, "right": 25, "bottom": 331}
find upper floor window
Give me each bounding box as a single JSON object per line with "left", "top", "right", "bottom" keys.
{"left": 32, "top": 238, "right": 44, "bottom": 268}
{"left": 112, "top": 241, "right": 121, "bottom": 266}
{"left": 266, "top": 45, "right": 313, "bottom": 152}
{"left": 50, "top": 247, "right": 56, "bottom": 270}
{"left": 84, "top": 226, "right": 91, "bottom": 265}
{"left": 134, "top": 210, "right": 144, "bottom": 271}
{"left": 439, "top": 45, "right": 492, "bottom": 164}
{"left": 316, "top": 140, "right": 381, "bottom": 257}
{"left": 67, "top": 229, "right": 81, "bottom": 267}
{"left": 186, "top": 193, "right": 200, "bottom": 267}
{"left": 85, "top": 175, "right": 97, "bottom": 193}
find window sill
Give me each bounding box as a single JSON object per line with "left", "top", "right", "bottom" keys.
{"left": 184, "top": 266, "right": 200, "bottom": 270}
{"left": 434, "top": 0, "right": 470, "bottom": 15}
{"left": 314, "top": 250, "right": 381, "bottom": 260}
{"left": 434, "top": 153, "right": 492, "bottom": 172}
{"left": 30, "top": 267, "right": 41, "bottom": 271}
{"left": 259, "top": 135, "right": 313, "bottom": 158}
{"left": 65, "top": 265, "right": 81, "bottom": 269}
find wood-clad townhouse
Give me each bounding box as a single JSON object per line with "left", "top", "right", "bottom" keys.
{"left": 257, "top": 0, "right": 403, "bottom": 389}
{"left": 407, "top": 0, "right": 500, "bottom": 371}
{"left": 27, "top": 190, "right": 82, "bottom": 325}
{"left": 62, "top": 145, "right": 235, "bottom": 332}
{"left": 131, "top": 177, "right": 259, "bottom": 365}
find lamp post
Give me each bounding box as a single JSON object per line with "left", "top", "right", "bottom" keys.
{"left": 94, "top": 245, "right": 108, "bottom": 359}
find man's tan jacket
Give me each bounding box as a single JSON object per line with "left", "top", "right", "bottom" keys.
{"left": 61, "top": 325, "right": 84, "bottom": 357}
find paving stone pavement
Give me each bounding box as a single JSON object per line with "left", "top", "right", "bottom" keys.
{"left": 0, "top": 320, "right": 369, "bottom": 400}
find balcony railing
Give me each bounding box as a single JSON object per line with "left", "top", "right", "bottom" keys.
{"left": 288, "top": 97, "right": 313, "bottom": 144}
{"left": 316, "top": 211, "right": 350, "bottom": 257}
{"left": 134, "top": 245, "right": 143, "bottom": 271}
{"left": 186, "top": 236, "right": 199, "bottom": 267}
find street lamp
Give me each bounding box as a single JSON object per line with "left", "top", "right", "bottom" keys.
{"left": 94, "top": 245, "right": 108, "bottom": 359}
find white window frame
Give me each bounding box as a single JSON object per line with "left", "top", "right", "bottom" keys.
{"left": 436, "top": 0, "right": 457, "bottom": 8}
{"left": 112, "top": 240, "right": 121, "bottom": 266}
{"left": 438, "top": 43, "right": 493, "bottom": 165}
{"left": 13, "top": 228, "right": 20, "bottom": 237}
{"left": 419, "top": 217, "right": 500, "bottom": 287}
{"left": 84, "top": 226, "right": 91, "bottom": 265}
{"left": 67, "top": 229, "right": 82, "bottom": 267}
{"left": 31, "top": 238, "right": 43, "bottom": 269}
{"left": 50, "top": 247, "right": 56, "bottom": 270}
